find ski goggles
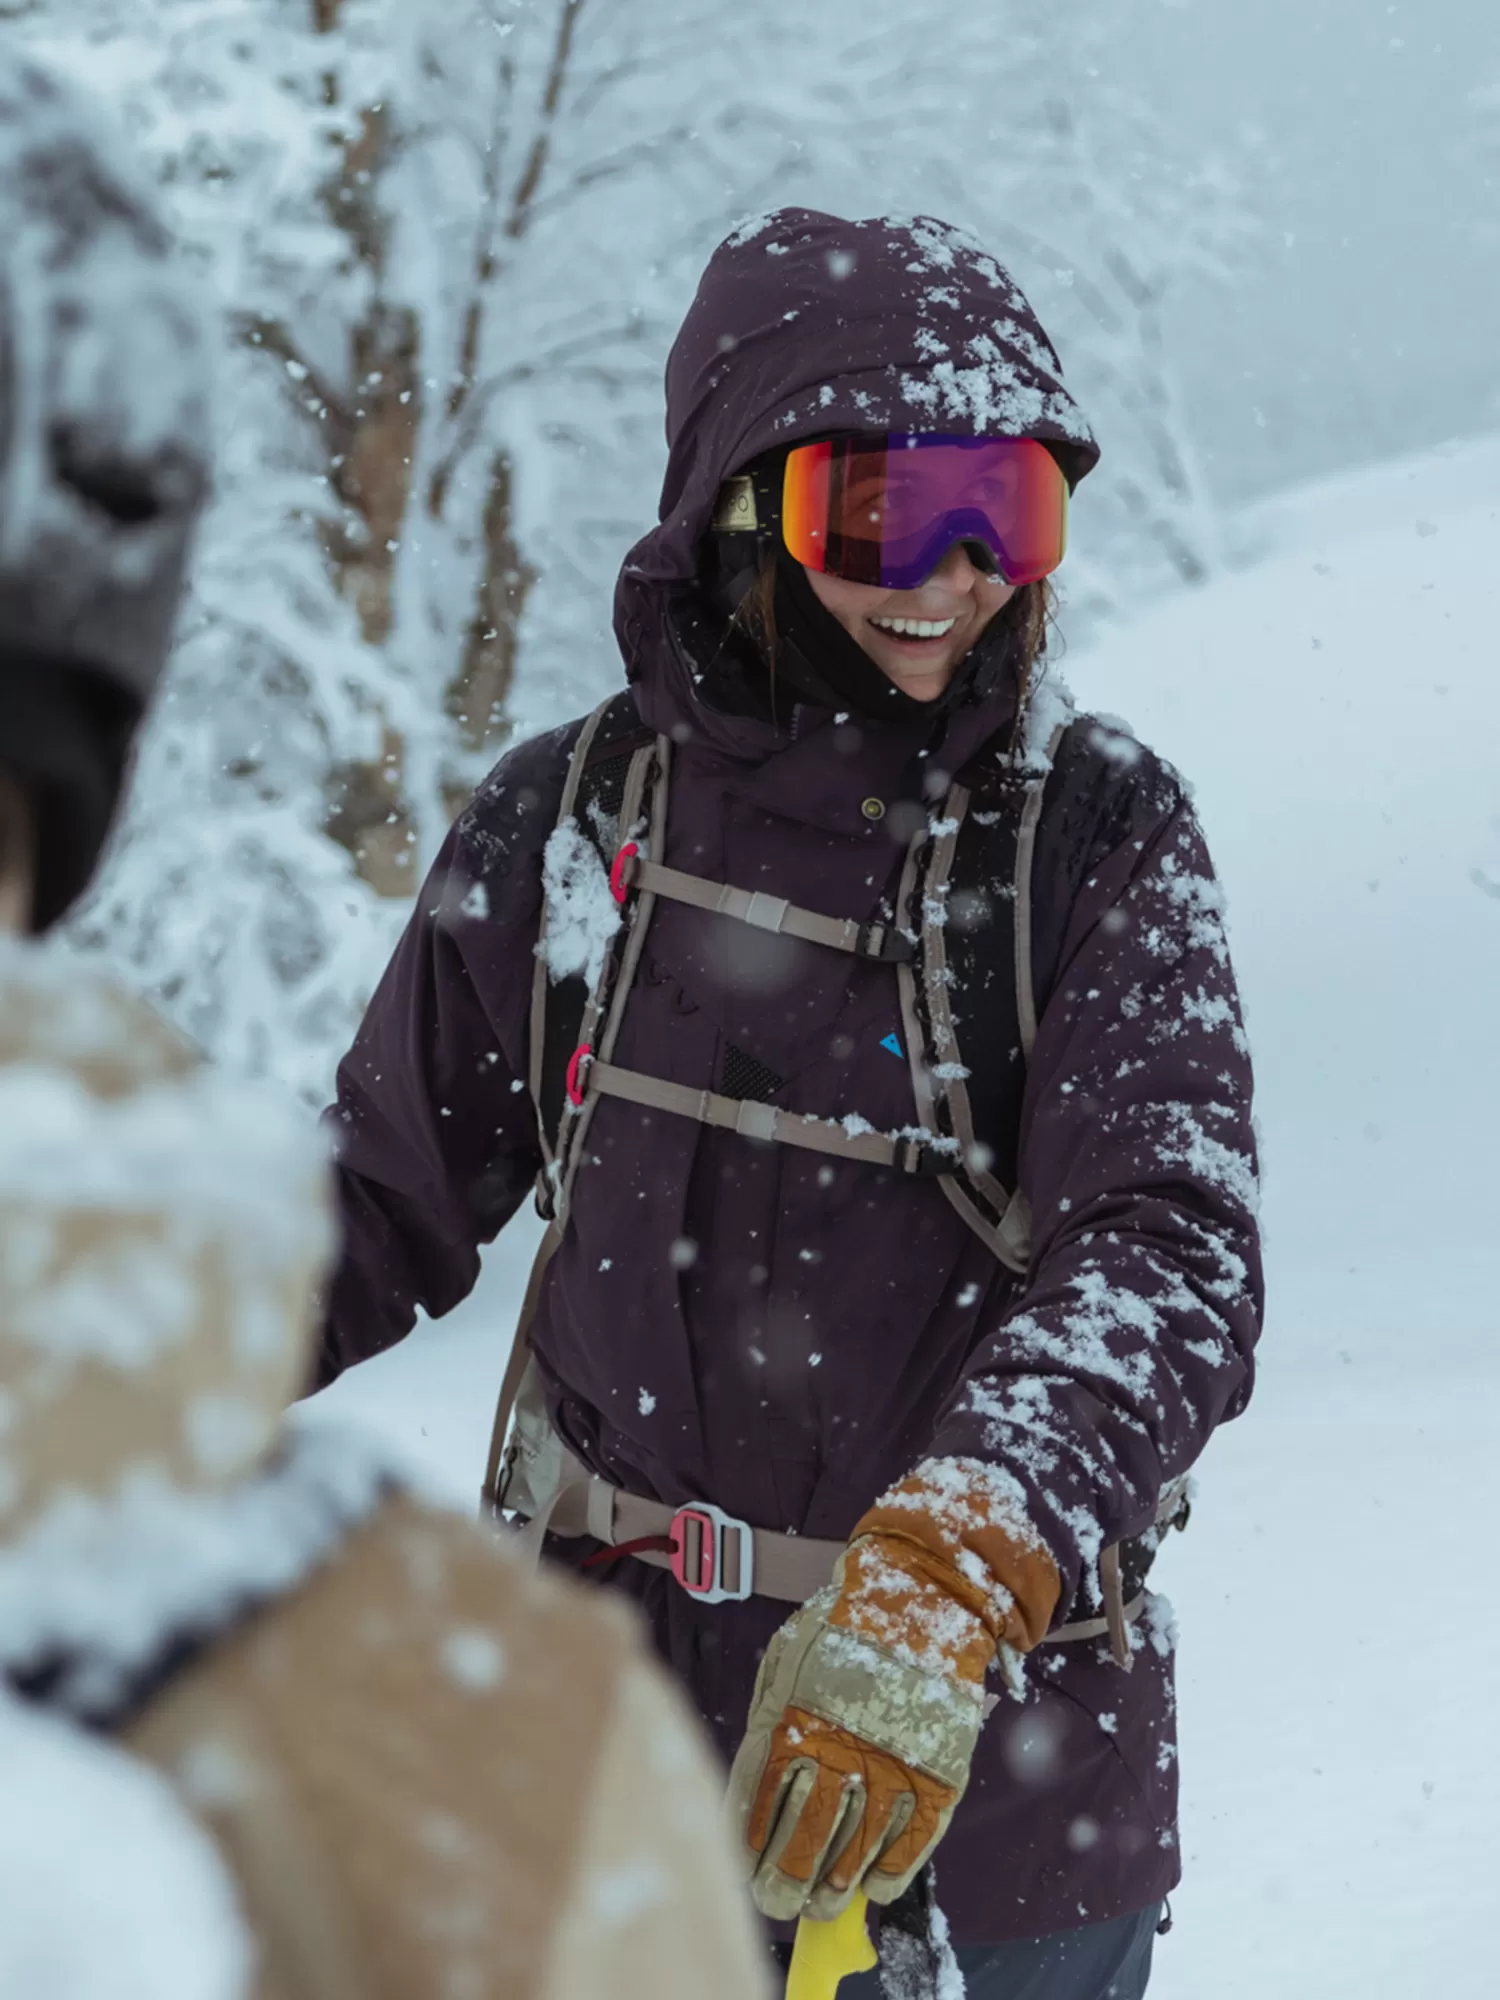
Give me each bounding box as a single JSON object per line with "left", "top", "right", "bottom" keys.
{"left": 781, "top": 433, "right": 1068, "bottom": 591}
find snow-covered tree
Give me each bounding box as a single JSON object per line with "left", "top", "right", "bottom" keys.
{"left": 18, "top": 0, "right": 1259, "bottom": 1099}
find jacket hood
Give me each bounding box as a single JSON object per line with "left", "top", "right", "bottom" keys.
{"left": 618, "top": 208, "right": 1098, "bottom": 617}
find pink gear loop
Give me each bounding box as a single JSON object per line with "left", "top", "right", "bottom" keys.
{"left": 609, "top": 841, "right": 640, "bottom": 905}
{"left": 565, "top": 1043, "right": 593, "bottom": 1108}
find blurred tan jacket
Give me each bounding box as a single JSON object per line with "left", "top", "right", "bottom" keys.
{"left": 0, "top": 944, "right": 768, "bottom": 2000}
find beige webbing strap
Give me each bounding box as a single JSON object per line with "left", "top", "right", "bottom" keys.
{"left": 574, "top": 1471, "right": 1150, "bottom": 1642}
{"left": 512, "top": 1422, "right": 1183, "bottom": 1667}
{"left": 895, "top": 818, "right": 940, "bottom": 1129}
{"left": 528, "top": 700, "right": 615, "bottom": 1180}
{"left": 1098, "top": 1543, "right": 1132, "bottom": 1670}
{"left": 1014, "top": 719, "right": 1068, "bottom": 1062}
{"left": 1049, "top": 1588, "right": 1147, "bottom": 1660}
{"left": 479, "top": 1220, "right": 562, "bottom": 1515}
{"left": 586, "top": 1059, "right": 941, "bottom": 1172}
{"left": 619, "top": 855, "right": 904, "bottom": 961}
{"left": 554, "top": 738, "right": 670, "bottom": 1220}
{"left": 1055, "top": 1479, "right": 1188, "bottom": 1667}
{"left": 894, "top": 791, "right": 1032, "bottom": 1275}
{"left": 538, "top": 1466, "right": 841, "bottom": 1602}
{"left": 917, "top": 783, "right": 1032, "bottom": 1274}
{"left": 534, "top": 1464, "right": 1153, "bottom": 1651}
{"left": 489, "top": 730, "right": 668, "bottom": 1517}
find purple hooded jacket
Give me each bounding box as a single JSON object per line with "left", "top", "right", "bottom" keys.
{"left": 321, "top": 211, "right": 1262, "bottom": 1946}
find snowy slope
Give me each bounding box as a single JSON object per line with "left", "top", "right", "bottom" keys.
{"left": 309, "top": 434, "right": 1500, "bottom": 1998}
{"left": 1074, "top": 426, "right": 1500, "bottom": 1367}
{"left": 1066, "top": 431, "right": 1500, "bottom": 2000}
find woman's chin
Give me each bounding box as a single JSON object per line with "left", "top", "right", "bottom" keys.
{"left": 867, "top": 646, "right": 963, "bottom": 700}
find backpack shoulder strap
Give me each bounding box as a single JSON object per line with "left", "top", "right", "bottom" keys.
{"left": 489, "top": 694, "right": 662, "bottom": 1510}
{"left": 929, "top": 708, "right": 1143, "bottom": 1273}
{"left": 897, "top": 714, "right": 1065, "bottom": 1275}
{"left": 528, "top": 690, "right": 664, "bottom": 1207}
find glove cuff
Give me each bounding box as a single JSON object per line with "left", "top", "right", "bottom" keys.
{"left": 852, "top": 1456, "right": 1061, "bottom": 1654}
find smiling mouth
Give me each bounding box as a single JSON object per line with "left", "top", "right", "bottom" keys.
{"left": 867, "top": 614, "right": 959, "bottom": 644}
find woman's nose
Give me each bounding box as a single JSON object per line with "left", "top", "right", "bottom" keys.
{"left": 926, "top": 540, "right": 989, "bottom": 590}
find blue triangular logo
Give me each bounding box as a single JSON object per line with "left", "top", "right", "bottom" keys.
{"left": 880, "top": 1033, "right": 904, "bottom": 1058}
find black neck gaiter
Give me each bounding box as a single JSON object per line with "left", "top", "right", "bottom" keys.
{"left": 769, "top": 553, "right": 931, "bottom": 722}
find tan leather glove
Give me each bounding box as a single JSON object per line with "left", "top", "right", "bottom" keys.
{"left": 727, "top": 1458, "right": 1060, "bottom": 1922}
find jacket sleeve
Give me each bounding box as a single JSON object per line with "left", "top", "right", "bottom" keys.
{"left": 315, "top": 723, "right": 577, "bottom": 1390}
{"left": 925, "top": 756, "right": 1264, "bottom": 1614}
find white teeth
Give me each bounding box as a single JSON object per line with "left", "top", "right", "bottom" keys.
{"left": 870, "top": 615, "right": 958, "bottom": 639}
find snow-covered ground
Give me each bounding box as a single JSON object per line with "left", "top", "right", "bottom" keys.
{"left": 310, "top": 432, "right": 1500, "bottom": 1998}
{"left": 1066, "top": 431, "right": 1500, "bottom": 2000}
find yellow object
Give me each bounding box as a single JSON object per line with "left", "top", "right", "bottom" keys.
{"left": 786, "top": 1891, "right": 876, "bottom": 2000}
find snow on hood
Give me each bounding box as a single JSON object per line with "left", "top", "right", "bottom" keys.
{"left": 620, "top": 208, "right": 1100, "bottom": 603}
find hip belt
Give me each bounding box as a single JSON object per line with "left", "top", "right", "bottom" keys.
{"left": 510, "top": 1429, "right": 1188, "bottom": 1670}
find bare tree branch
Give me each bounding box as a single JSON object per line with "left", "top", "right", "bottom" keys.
{"left": 441, "top": 449, "right": 537, "bottom": 811}
{"left": 233, "top": 312, "right": 350, "bottom": 435}
{"left": 569, "top": 28, "right": 708, "bottom": 121}
{"left": 447, "top": 53, "right": 514, "bottom": 424}
{"left": 505, "top": 0, "right": 587, "bottom": 240}
{"left": 519, "top": 123, "right": 696, "bottom": 226}
{"left": 427, "top": 312, "right": 650, "bottom": 519}
{"left": 987, "top": 221, "right": 1129, "bottom": 339}
{"left": 1112, "top": 476, "right": 1208, "bottom": 584}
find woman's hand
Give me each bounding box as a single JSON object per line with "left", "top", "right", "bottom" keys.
{"left": 727, "top": 1461, "right": 1060, "bottom": 1921}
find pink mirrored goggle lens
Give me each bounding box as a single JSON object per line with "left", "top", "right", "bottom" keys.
{"left": 782, "top": 433, "right": 1068, "bottom": 590}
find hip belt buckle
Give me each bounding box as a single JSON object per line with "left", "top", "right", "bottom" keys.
{"left": 670, "top": 1502, "right": 755, "bottom": 1604}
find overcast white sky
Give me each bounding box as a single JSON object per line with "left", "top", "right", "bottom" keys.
{"left": 1112, "top": 0, "right": 1500, "bottom": 501}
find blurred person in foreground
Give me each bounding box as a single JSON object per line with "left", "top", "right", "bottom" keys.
{"left": 0, "top": 47, "right": 766, "bottom": 2000}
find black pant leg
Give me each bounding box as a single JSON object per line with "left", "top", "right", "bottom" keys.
{"left": 952, "top": 1902, "right": 1161, "bottom": 1999}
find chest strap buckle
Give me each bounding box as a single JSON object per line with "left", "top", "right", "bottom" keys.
{"left": 670, "top": 1502, "right": 756, "bottom": 1604}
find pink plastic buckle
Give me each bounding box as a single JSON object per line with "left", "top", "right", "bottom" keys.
{"left": 564, "top": 1042, "right": 593, "bottom": 1108}
{"left": 669, "top": 1502, "right": 755, "bottom": 1604}
{"left": 609, "top": 841, "right": 640, "bottom": 906}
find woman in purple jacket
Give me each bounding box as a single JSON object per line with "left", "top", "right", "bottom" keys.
{"left": 321, "top": 210, "right": 1263, "bottom": 1999}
